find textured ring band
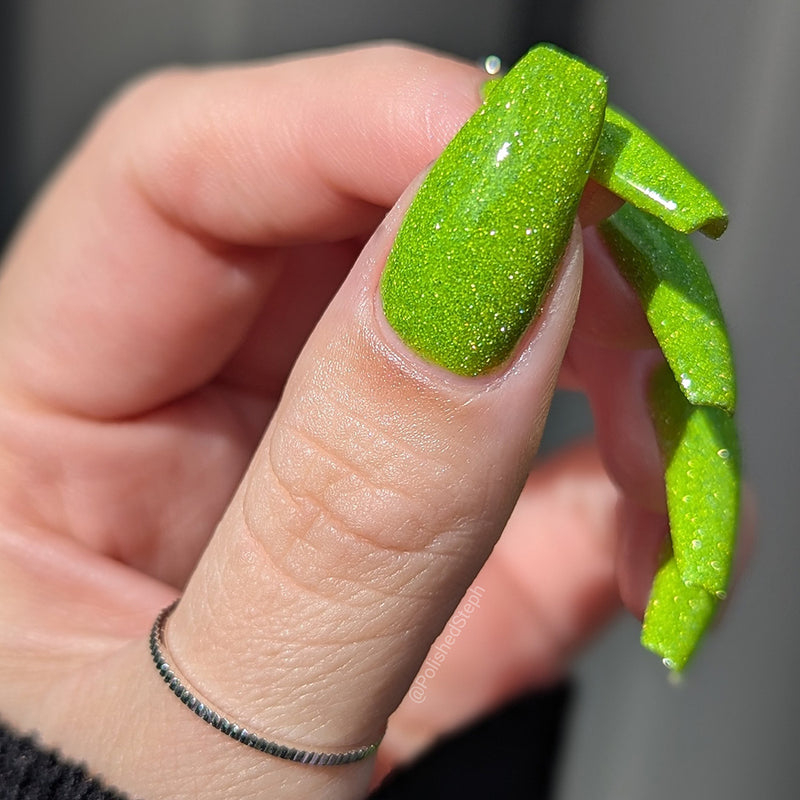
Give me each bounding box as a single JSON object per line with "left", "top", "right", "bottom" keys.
{"left": 149, "top": 601, "right": 382, "bottom": 766}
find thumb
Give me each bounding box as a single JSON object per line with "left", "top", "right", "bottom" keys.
{"left": 59, "top": 46, "right": 604, "bottom": 800}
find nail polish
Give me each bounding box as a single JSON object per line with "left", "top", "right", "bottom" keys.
{"left": 591, "top": 106, "right": 728, "bottom": 239}
{"left": 598, "top": 204, "right": 736, "bottom": 413}
{"left": 381, "top": 45, "right": 607, "bottom": 376}
{"left": 649, "top": 362, "right": 740, "bottom": 598}
{"left": 641, "top": 548, "right": 718, "bottom": 672}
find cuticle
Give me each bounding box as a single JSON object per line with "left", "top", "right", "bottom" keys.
{"left": 370, "top": 289, "right": 515, "bottom": 398}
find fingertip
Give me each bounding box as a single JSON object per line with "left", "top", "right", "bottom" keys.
{"left": 568, "top": 342, "right": 666, "bottom": 511}
{"left": 577, "top": 181, "right": 624, "bottom": 228}
{"left": 617, "top": 498, "right": 669, "bottom": 620}
{"left": 573, "top": 226, "right": 657, "bottom": 350}
{"left": 126, "top": 44, "right": 487, "bottom": 245}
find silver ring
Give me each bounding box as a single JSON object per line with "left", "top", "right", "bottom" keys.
{"left": 149, "top": 600, "right": 382, "bottom": 766}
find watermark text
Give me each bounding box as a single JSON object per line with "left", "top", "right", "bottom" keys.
{"left": 408, "top": 584, "right": 485, "bottom": 704}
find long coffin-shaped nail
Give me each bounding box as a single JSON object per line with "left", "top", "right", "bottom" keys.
{"left": 598, "top": 204, "right": 736, "bottom": 413}
{"left": 641, "top": 546, "right": 718, "bottom": 672}
{"left": 649, "top": 362, "right": 741, "bottom": 598}
{"left": 381, "top": 45, "right": 607, "bottom": 376}
{"left": 592, "top": 106, "right": 728, "bottom": 239}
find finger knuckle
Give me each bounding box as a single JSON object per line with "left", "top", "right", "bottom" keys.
{"left": 243, "top": 395, "right": 483, "bottom": 595}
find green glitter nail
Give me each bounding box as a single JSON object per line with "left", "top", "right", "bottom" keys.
{"left": 641, "top": 546, "right": 718, "bottom": 672}
{"left": 592, "top": 106, "right": 728, "bottom": 239}
{"left": 650, "top": 362, "right": 741, "bottom": 597}
{"left": 381, "top": 44, "right": 607, "bottom": 376}
{"left": 598, "top": 204, "right": 736, "bottom": 413}
{"left": 642, "top": 361, "right": 740, "bottom": 672}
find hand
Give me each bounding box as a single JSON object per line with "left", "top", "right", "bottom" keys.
{"left": 0, "top": 44, "right": 733, "bottom": 799}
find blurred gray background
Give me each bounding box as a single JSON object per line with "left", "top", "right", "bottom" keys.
{"left": 1, "top": 1, "right": 796, "bottom": 797}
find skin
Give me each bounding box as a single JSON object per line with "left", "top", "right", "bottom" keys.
{"left": 0, "top": 44, "right": 750, "bottom": 799}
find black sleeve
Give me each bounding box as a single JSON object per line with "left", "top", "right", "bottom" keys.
{"left": 0, "top": 719, "right": 130, "bottom": 800}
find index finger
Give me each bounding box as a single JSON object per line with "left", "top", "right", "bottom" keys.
{"left": 0, "top": 45, "right": 485, "bottom": 418}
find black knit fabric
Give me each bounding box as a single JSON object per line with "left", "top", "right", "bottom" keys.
{"left": 0, "top": 721, "right": 129, "bottom": 800}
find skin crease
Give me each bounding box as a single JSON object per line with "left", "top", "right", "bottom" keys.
{"left": 0, "top": 44, "right": 752, "bottom": 800}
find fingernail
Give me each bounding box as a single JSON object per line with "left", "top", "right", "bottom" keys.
{"left": 598, "top": 204, "right": 736, "bottom": 413}
{"left": 591, "top": 106, "right": 728, "bottom": 239}
{"left": 649, "top": 362, "right": 741, "bottom": 598}
{"left": 381, "top": 45, "right": 607, "bottom": 377}
{"left": 641, "top": 547, "right": 718, "bottom": 672}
